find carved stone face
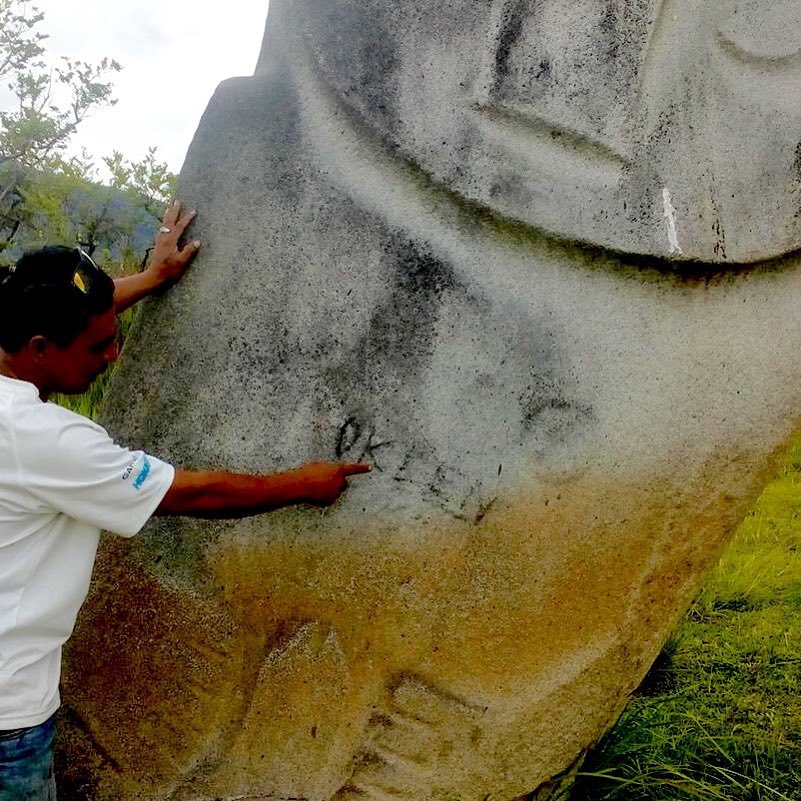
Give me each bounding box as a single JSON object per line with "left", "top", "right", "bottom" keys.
{"left": 282, "top": 0, "right": 801, "bottom": 263}
{"left": 59, "top": 3, "right": 801, "bottom": 801}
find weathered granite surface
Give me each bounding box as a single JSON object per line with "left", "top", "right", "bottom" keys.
{"left": 60, "top": 1, "right": 801, "bottom": 799}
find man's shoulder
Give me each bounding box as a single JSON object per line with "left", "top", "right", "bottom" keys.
{"left": 12, "top": 397, "right": 110, "bottom": 445}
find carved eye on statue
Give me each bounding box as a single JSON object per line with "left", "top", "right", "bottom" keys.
{"left": 717, "top": 0, "right": 801, "bottom": 63}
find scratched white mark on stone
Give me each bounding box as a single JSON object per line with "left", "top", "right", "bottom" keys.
{"left": 662, "top": 187, "right": 683, "bottom": 256}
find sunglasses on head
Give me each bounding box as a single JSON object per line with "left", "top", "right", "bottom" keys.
{"left": 72, "top": 247, "right": 97, "bottom": 295}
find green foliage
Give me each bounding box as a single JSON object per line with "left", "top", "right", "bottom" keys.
{"left": 52, "top": 366, "right": 113, "bottom": 420}
{"left": 0, "top": 160, "right": 160, "bottom": 268}
{"left": 104, "top": 147, "right": 176, "bottom": 215}
{"left": 0, "top": 0, "right": 120, "bottom": 169}
{"left": 0, "top": 1, "right": 176, "bottom": 264}
{"left": 569, "top": 444, "right": 801, "bottom": 801}
{"left": 0, "top": 0, "right": 120, "bottom": 247}
{"left": 0, "top": 0, "right": 46, "bottom": 80}
{"left": 0, "top": 53, "right": 120, "bottom": 169}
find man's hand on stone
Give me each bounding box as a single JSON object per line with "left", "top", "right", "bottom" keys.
{"left": 112, "top": 201, "right": 200, "bottom": 313}
{"left": 146, "top": 200, "right": 200, "bottom": 288}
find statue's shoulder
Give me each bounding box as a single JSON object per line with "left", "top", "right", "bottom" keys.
{"left": 183, "top": 68, "right": 303, "bottom": 189}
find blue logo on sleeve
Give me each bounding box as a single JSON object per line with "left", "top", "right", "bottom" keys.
{"left": 132, "top": 456, "right": 152, "bottom": 491}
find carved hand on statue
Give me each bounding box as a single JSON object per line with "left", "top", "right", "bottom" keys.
{"left": 146, "top": 200, "right": 200, "bottom": 288}
{"left": 334, "top": 676, "right": 491, "bottom": 801}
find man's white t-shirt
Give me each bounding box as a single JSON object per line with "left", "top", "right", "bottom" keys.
{"left": 0, "top": 374, "right": 174, "bottom": 730}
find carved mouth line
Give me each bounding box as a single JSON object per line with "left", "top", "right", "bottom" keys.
{"left": 546, "top": 231, "right": 801, "bottom": 283}
{"left": 473, "top": 102, "right": 630, "bottom": 171}
{"left": 298, "top": 47, "right": 801, "bottom": 284}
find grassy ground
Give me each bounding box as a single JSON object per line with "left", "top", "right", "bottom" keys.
{"left": 569, "top": 439, "right": 801, "bottom": 801}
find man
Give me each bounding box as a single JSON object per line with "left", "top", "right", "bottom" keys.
{"left": 0, "top": 202, "right": 369, "bottom": 800}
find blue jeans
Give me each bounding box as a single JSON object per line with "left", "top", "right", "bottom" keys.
{"left": 0, "top": 716, "right": 56, "bottom": 801}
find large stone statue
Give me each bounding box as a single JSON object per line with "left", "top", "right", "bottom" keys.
{"left": 59, "top": 1, "right": 801, "bottom": 799}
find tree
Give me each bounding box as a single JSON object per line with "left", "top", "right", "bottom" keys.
{"left": 0, "top": 0, "right": 120, "bottom": 246}
{"left": 104, "top": 147, "right": 176, "bottom": 216}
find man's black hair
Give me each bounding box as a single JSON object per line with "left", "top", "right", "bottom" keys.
{"left": 0, "top": 246, "right": 115, "bottom": 353}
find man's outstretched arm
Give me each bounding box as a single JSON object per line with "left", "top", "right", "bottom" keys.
{"left": 113, "top": 200, "right": 200, "bottom": 314}
{"left": 156, "top": 462, "right": 371, "bottom": 518}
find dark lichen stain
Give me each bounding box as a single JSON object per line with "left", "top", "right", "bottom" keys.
{"left": 794, "top": 140, "right": 801, "bottom": 219}
{"left": 494, "top": 0, "right": 526, "bottom": 84}
{"left": 321, "top": 227, "right": 596, "bottom": 516}
{"left": 522, "top": 395, "right": 595, "bottom": 453}
{"left": 310, "top": 0, "right": 400, "bottom": 134}
{"left": 328, "top": 233, "right": 465, "bottom": 399}
{"left": 713, "top": 217, "right": 727, "bottom": 260}
{"left": 534, "top": 59, "right": 551, "bottom": 82}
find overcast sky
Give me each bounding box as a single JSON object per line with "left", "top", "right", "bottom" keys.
{"left": 35, "top": 0, "right": 270, "bottom": 177}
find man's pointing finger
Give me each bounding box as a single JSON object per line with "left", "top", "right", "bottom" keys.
{"left": 342, "top": 464, "right": 372, "bottom": 476}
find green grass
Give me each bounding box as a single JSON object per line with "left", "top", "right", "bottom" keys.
{"left": 53, "top": 368, "right": 114, "bottom": 418}
{"left": 569, "top": 440, "right": 801, "bottom": 801}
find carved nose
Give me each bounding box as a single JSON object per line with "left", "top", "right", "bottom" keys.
{"left": 476, "top": 0, "right": 655, "bottom": 161}
{"left": 483, "top": 0, "right": 550, "bottom": 107}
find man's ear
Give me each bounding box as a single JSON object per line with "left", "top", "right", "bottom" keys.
{"left": 27, "top": 335, "right": 49, "bottom": 361}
